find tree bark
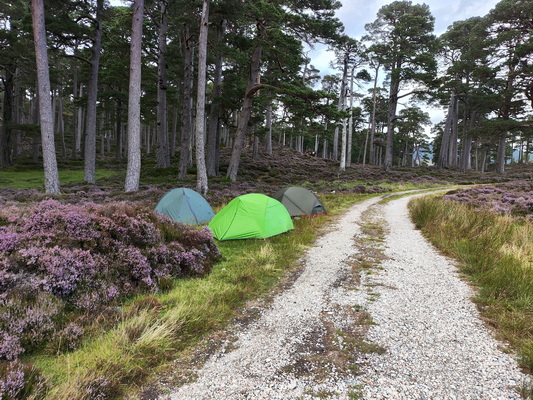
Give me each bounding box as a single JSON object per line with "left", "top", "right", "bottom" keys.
{"left": 31, "top": 0, "right": 60, "bottom": 194}
{"left": 56, "top": 85, "right": 66, "bottom": 158}
{"left": 496, "top": 131, "right": 507, "bottom": 174}
{"left": 156, "top": 0, "right": 170, "bottom": 168}
{"left": 124, "top": 0, "right": 144, "bottom": 192}
{"left": 384, "top": 76, "right": 399, "bottom": 171}
{"left": 437, "top": 93, "right": 455, "bottom": 169}
{"left": 195, "top": 0, "right": 210, "bottom": 195}
{"left": 0, "top": 63, "right": 14, "bottom": 168}
{"left": 265, "top": 98, "right": 273, "bottom": 155}
{"left": 207, "top": 19, "right": 226, "bottom": 176}
{"left": 226, "top": 19, "right": 265, "bottom": 182}
{"left": 447, "top": 93, "right": 459, "bottom": 168}
{"left": 179, "top": 24, "right": 193, "bottom": 179}
{"left": 369, "top": 62, "right": 380, "bottom": 164}
{"left": 84, "top": 0, "right": 104, "bottom": 184}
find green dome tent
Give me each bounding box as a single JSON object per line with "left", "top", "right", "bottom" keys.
{"left": 208, "top": 193, "right": 294, "bottom": 240}
{"left": 155, "top": 188, "right": 214, "bottom": 225}
{"left": 273, "top": 186, "right": 327, "bottom": 217}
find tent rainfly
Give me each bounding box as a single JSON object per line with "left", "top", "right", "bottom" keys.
{"left": 154, "top": 187, "right": 214, "bottom": 225}
{"left": 273, "top": 186, "right": 327, "bottom": 217}
{"left": 208, "top": 193, "right": 294, "bottom": 240}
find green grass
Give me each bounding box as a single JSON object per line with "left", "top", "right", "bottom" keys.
{"left": 31, "top": 192, "right": 379, "bottom": 399}
{"left": 0, "top": 169, "right": 119, "bottom": 188}
{"left": 409, "top": 196, "right": 533, "bottom": 374}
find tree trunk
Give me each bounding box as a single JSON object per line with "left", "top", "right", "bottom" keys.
{"left": 369, "top": 63, "right": 380, "bottom": 164}
{"left": 156, "top": 0, "right": 170, "bottom": 168}
{"left": 265, "top": 97, "right": 273, "bottom": 155}
{"left": 179, "top": 24, "right": 193, "bottom": 179}
{"left": 226, "top": 19, "right": 265, "bottom": 182}
{"left": 195, "top": 0, "right": 210, "bottom": 195}
{"left": 447, "top": 93, "right": 459, "bottom": 168}
{"left": 253, "top": 133, "right": 259, "bottom": 160}
{"left": 31, "top": 0, "right": 60, "bottom": 194}
{"left": 115, "top": 99, "right": 123, "bottom": 161}
{"left": 170, "top": 102, "right": 178, "bottom": 157}
{"left": 32, "top": 94, "right": 41, "bottom": 160}
{"left": 0, "top": 63, "right": 15, "bottom": 168}
{"left": 84, "top": 0, "right": 103, "bottom": 184}
{"left": 384, "top": 76, "right": 399, "bottom": 171}
{"left": 347, "top": 66, "right": 356, "bottom": 167}
{"left": 124, "top": 0, "right": 144, "bottom": 192}
{"left": 75, "top": 84, "right": 83, "bottom": 158}
{"left": 496, "top": 131, "right": 507, "bottom": 174}
{"left": 207, "top": 19, "right": 226, "bottom": 176}
{"left": 437, "top": 93, "right": 455, "bottom": 169}
{"left": 57, "top": 85, "right": 66, "bottom": 159}
{"left": 339, "top": 120, "right": 347, "bottom": 171}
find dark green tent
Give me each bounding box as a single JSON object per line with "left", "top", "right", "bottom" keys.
{"left": 208, "top": 193, "right": 293, "bottom": 240}
{"left": 155, "top": 188, "right": 214, "bottom": 225}
{"left": 273, "top": 186, "right": 327, "bottom": 217}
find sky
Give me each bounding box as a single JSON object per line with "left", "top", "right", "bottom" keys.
{"left": 310, "top": 0, "right": 501, "bottom": 129}
{"left": 311, "top": 0, "right": 501, "bottom": 73}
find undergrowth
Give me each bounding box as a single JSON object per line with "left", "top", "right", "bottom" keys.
{"left": 15, "top": 193, "right": 376, "bottom": 399}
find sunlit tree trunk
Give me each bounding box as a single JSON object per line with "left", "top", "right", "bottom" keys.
{"left": 31, "top": 0, "right": 60, "bottom": 193}
{"left": 124, "top": 0, "right": 144, "bottom": 192}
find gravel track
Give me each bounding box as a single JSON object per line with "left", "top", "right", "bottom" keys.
{"left": 159, "top": 193, "right": 529, "bottom": 400}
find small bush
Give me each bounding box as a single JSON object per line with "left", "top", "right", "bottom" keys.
{"left": 0, "top": 360, "right": 48, "bottom": 400}
{"left": 0, "top": 199, "right": 220, "bottom": 390}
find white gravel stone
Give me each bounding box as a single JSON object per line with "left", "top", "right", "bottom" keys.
{"left": 356, "top": 195, "right": 528, "bottom": 399}
{"left": 158, "top": 193, "right": 530, "bottom": 400}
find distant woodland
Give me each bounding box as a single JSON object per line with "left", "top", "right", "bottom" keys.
{"left": 0, "top": 0, "right": 532, "bottom": 194}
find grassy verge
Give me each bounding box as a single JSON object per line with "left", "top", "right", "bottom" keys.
{"left": 31, "top": 193, "right": 378, "bottom": 399}
{"left": 0, "top": 169, "right": 118, "bottom": 188}
{"left": 408, "top": 196, "right": 533, "bottom": 375}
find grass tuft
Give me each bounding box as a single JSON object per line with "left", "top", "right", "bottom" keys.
{"left": 409, "top": 196, "right": 533, "bottom": 373}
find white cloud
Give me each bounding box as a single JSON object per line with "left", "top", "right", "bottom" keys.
{"left": 309, "top": 0, "right": 500, "bottom": 131}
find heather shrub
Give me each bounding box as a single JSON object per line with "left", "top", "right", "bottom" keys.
{"left": 0, "top": 360, "right": 48, "bottom": 400}
{"left": 443, "top": 181, "right": 533, "bottom": 220}
{"left": 0, "top": 199, "right": 220, "bottom": 372}
{"left": 0, "top": 291, "right": 62, "bottom": 360}
{"left": 52, "top": 322, "right": 85, "bottom": 353}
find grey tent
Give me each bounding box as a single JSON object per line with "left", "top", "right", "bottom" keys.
{"left": 273, "top": 186, "right": 327, "bottom": 217}
{"left": 155, "top": 188, "right": 214, "bottom": 225}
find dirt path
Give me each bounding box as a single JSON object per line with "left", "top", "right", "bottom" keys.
{"left": 156, "top": 193, "right": 528, "bottom": 400}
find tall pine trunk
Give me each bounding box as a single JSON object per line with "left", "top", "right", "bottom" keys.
{"left": 31, "top": 0, "right": 60, "bottom": 193}
{"left": 124, "top": 0, "right": 144, "bottom": 192}
{"left": 384, "top": 76, "right": 399, "bottom": 171}
{"left": 84, "top": 0, "right": 103, "bottom": 184}
{"left": 156, "top": 0, "right": 170, "bottom": 168}
{"left": 207, "top": 19, "right": 226, "bottom": 176}
{"left": 226, "top": 19, "right": 265, "bottom": 182}
{"left": 0, "top": 63, "right": 14, "bottom": 168}
{"left": 368, "top": 63, "right": 380, "bottom": 164}
{"left": 195, "top": 0, "right": 210, "bottom": 195}
{"left": 179, "top": 24, "right": 193, "bottom": 179}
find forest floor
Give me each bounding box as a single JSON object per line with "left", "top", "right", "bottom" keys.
{"left": 145, "top": 189, "right": 529, "bottom": 400}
